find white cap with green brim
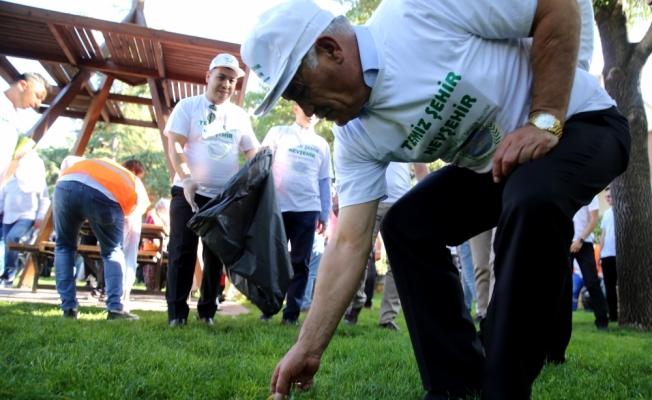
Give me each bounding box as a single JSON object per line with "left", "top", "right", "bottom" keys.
{"left": 241, "top": 0, "right": 335, "bottom": 116}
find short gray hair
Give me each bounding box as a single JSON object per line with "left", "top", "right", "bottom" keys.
{"left": 302, "top": 16, "right": 354, "bottom": 71}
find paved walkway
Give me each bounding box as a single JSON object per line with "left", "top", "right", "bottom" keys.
{"left": 0, "top": 286, "right": 250, "bottom": 316}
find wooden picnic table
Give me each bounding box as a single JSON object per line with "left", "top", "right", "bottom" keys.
{"left": 11, "top": 222, "right": 168, "bottom": 293}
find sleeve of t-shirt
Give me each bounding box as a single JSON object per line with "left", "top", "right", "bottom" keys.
{"left": 164, "top": 100, "right": 191, "bottom": 137}
{"left": 261, "top": 127, "right": 279, "bottom": 154}
{"left": 236, "top": 110, "right": 260, "bottom": 152}
{"left": 319, "top": 140, "right": 333, "bottom": 180}
{"left": 577, "top": 0, "right": 594, "bottom": 71}
{"left": 588, "top": 196, "right": 599, "bottom": 212}
{"left": 432, "top": 0, "right": 537, "bottom": 39}
{"left": 334, "top": 130, "right": 388, "bottom": 208}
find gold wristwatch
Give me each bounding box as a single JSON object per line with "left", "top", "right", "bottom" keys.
{"left": 528, "top": 113, "right": 563, "bottom": 138}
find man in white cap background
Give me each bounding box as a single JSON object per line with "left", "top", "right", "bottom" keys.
{"left": 164, "top": 53, "right": 259, "bottom": 327}
{"left": 241, "top": 0, "right": 631, "bottom": 399}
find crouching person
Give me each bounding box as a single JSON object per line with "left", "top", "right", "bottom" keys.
{"left": 54, "top": 156, "right": 148, "bottom": 320}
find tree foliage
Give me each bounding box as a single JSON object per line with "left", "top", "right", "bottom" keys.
{"left": 37, "top": 78, "right": 171, "bottom": 204}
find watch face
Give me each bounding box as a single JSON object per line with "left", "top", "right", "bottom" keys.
{"left": 534, "top": 114, "right": 555, "bottom": 129}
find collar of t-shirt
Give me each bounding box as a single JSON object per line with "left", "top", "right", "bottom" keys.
{"left": 292, "top": 122, "right": 315, "bottom": 134}
{"left": 353, "top": 26, "right": 379, "bottom": 89}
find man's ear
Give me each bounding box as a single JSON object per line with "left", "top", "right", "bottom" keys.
{"left": 205, "top": 70, "right": 211, "bottom": 84}
{"left": 18, "top": 80, "right": 28, "bottom": 92}
{"left": 314, "top": 36, "right": 344, "bottom": 64}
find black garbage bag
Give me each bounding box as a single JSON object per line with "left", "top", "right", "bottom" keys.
{"left": 187, "top": 148, "right": 292, "bottom": 316}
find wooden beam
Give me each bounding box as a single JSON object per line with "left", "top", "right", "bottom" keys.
{"left": 79, "top": 59, "right": 159, "bottom": 78}
{"left": 153, "top": 42, "right": 165, "bottom": 79}
{"left": 0, "top": 2, "right": 242, "bottom": 54}
{"left": 47, "top": 23, "right": 78, "bottom": 65}
{"left": 39, "top": 62, "right": 67, "bottom": 87}
{"left": 110, "top": 117, "right": 157, "bottom": 128}
{"left": 107, "top": 93, "right": 153, "bottom": 105}
{"left": 234, "top": 66, "right": 251, "bottom": 108}
{"left": 28, "top": 68, "right": 91, "bottom": 143}
{"left": 18, "top": 207, "right": 53, "bottom": 291}
{"left": 0, "top": 55, "right": 20, "bottom": 83}
{"left": 70, "top": 74, "right": 115, "bottom": 156}
{"left": 165, "top": 72, "right": 206, "bottom": 86}
{"left": 148, "top": 78, "right": 175, "bottom": 180}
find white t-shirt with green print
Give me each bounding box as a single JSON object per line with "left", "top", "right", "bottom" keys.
{"left": 164, "top": 95, "right": 259, "bottom": 197}
{"left": 333, "top": 0, "right": 616, "bottom": 208}
{"left": 0, "top": 92, "right": 19, "bottom": 185}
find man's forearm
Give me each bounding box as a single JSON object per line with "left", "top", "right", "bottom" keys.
{"left": 529, "top": 0, "right": 581, "bottom": 123}
{"left": 296, "top": 201, "right": 378, "bottom": 357}
{"left": 169, "top": 139, "right": 191, "bottom": 180}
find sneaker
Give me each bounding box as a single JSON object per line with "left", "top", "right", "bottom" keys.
{"left": 281, "top": 318, "right": 300, "bottom": 326}
{"left": 62, "top": 309, "right": 80, "bottom": 319}
{"left": 169, "top": 318, "right": 187, "bottom": 327}
{"left": 197, "top": 316, "right": 215, "bottom": 325}
{"left": 107, "top": 310, "right": 140, "bottom": 320}
{"left": 378, "top": 321, "right": 401, "bottom": 331}
{"left": 259, "top": 314, "right": 273, "bottom": 322}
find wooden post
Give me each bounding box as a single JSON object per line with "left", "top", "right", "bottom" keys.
{"left": 28, "top": 69, "right": 91, "bottom": 143}
{"left": 148, "top": 78, "right": 175, "bottom": 180}
{"left": 18, "top": 207, "right": 53, "bottom": 291}
{"left": 70, "top": 74, "right": 115, "bottom": 156}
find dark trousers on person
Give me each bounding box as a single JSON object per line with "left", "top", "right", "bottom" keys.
{"left": 601, "top": 256, "right": 618, "bottom": 321}
{"left": 275, "top": 211, "right": 319, "bottom": 322}
{"left": 380, "top": 107, "right": 630, "bottom": 400}
{"left": 166, "top": 186, "right": 223, "bottom": 322}
{"left": 572, "top": 242, "right": 609, "bottom": 327}
{"left": 364, "top": 252, "right": 377, "bottom": 308}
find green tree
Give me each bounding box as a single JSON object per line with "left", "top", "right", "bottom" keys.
{"left": 594, "top": 0, "right": 652, "bottom": 329}
{"left": 336, "top": 0, "right": 381, "bottom": 24}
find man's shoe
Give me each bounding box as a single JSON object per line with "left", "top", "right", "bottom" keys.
{"left": 343, "top": 306, "right": 362, "bottom": 324}
{"left": 281, "top": 318, "right": 300, "bottom": 326}
{"left": 419, "top": 387, "right": 481, "bottom": 400}
{"left": 197, "top": 316, "right": 215, "bottom": 325}
{"left": 259, "top": 314, "right": 273, "bottom": 322}
{"left": 62, "top": 309, "right": 79, "bottom": 319}
{"left": 169, "top": 318, "right": 187, "bottom": 327}
{"left": 597, "top": 325, "right": 609, "bottom": 332}
{"left": 107, "top": 310, "right": 139, "bottom": 320}
{"left": 379, "top": 321, "right": 401, "bottom": 331}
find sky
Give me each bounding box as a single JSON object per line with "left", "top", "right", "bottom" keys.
{"left": 1, "top": 0, "right": 651, "bottom": 148}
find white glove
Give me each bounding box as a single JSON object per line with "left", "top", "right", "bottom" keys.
{"left": 182, "top": 177, "right": 199, "bottom": 212}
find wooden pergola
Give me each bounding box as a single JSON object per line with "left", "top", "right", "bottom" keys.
{"left": 0, "top": 0, "right": 251, "bottom": 288}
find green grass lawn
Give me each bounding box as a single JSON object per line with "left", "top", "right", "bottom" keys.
{"left": 0, "top": 299, "right": 650, "bottom": 400}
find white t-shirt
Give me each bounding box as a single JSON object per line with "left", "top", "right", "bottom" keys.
{"left": 572, "top": 196, "right": 599, "bottom": 242}
{"left": 333, "top": 0, "right": 616, "bottom": 208}
{"left": 164, "top": 95, "right": 259, "bottom": 197}
{"left": 383, "top": 162, "right": 412, "bottom": 204}
{"left": 0, "top": 92, "right": 19, "bottom": 185}
{"left": 600, "top": 207, "right": 616, "bottom": 257}
{"left": 262, "top": 123, "right": 332, "bottom": 213}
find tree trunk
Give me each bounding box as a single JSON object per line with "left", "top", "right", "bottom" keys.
{"left": 595, "top": 1, "right": 652, "bottom": 330}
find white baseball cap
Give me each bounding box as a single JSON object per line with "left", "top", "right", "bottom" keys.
{"left": 241, "top": 0, "right": 335, "bottom": 116}
{"left": 209, "top": 53, "right": 245, "bottom": 78}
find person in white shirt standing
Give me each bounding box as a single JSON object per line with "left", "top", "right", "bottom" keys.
{"left": 570, "top": 196, "right": 609, "bottom": 330}
{"left": 0, "top": 150, "right": 49, "bottom": 284}
{"left": 1, "top": 73, "right": 49, "bottom": 187}
{"left": 260, "top": 103, "right": 332, "bottom": 325}
{"left": 600, "top": 187, "right": 618, "bottom": 322}
{"left": 165, "top": 54, "right": 259, "bottom": 327}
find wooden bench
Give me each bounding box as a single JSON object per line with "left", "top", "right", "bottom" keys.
{"left": 6, "top": 242, "right": 46, "bottom": 292}
{"left": 37, "top": 242, "right": 162, "bottom": 291}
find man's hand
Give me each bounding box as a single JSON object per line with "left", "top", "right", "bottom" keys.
{"left": 270, "top": 344, "right": 321, "bottom": 399}
{"left": 570, "top": 239, "right": 583, "bottom": 253}
{"left": 492, "top": 125, "right": 559, "bottom": 183}
{"left": 182, "top": 178, "right": 199, "bottom": 212}
{"left": 33, "top": 219, "right": 43, "bottom": 230}
{"left": 316, "top": 220, "right": 327, "bottom": 235}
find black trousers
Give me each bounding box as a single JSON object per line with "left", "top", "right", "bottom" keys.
{"left": 380, "top": 107, "right": 630, "bottom": 400}
{"left": 601, "top": 256, "right": 618, "bottom": 321}
{"left": 572, "top": 242, "right": 609, "bottom": 326}
{"left": 278, "top": 211, "right": 319, "bottom": 321}
{"left": 166, "top": 186, "right": 223, "bottom": 321}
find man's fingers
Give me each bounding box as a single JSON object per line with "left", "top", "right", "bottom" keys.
{"left": 500, "top": 144, "right": 522, "bottom": 180}
{"left": 492, "top": 140, "right": 510, "bottom": 183}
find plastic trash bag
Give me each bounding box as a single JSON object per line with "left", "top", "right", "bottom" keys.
{"left": 187, "top": 148, "right": 292, "bottom": 315}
